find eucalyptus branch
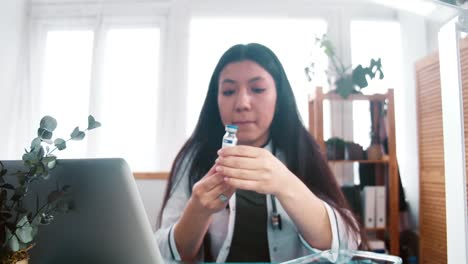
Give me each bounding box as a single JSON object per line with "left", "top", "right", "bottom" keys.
{"left": 0, "top": 115, "right": 101, "bottom": 254}
{"left": 48, "top": 128, "right": 90, "bottom": 155}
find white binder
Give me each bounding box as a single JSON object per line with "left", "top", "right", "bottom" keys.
{"left": 375, "top": 186, "right": 386, "bottom": 228}
{"left": 362, "top": 186, "right": 376, "bottom": 228}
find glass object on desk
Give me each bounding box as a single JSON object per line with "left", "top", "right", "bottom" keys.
{"left": 280, "top": 250, "right": 402, "bottom": 264}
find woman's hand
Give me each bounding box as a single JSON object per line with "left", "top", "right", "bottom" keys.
{"left": 215, "top": 146, "right": 297, "bottom": 197}
{"left": 190, "top": 164, "right": 236, "bottom": 216}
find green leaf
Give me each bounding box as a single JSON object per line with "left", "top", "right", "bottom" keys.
{"left": 87, "top": 115, "right": 101, "bottom": 130}
{"left": 36, "top": 146, "right": 45, "bottom": 159}
{"left": 44, "top": 155, "right": 57, "bottom": 169}
{"left": 35, "top": 162, "right": 45, "bottom": 176}
{"left": 16, "top": 172, "right": 27, "bottom": 185}
{"left": 43, "top": 155, "right": 56, "bottom": 163}
{"left": 54, "top": 138, "right": 67, "bottom": 151}
{"left": 39, "top": 213, "right": 54, "bottom": 225}
{"left": 6, "top": 227, "right": 19, "bottom": 252}
{"left": 22, "top": 151, "right": 38, "bottom": 164}
{"left": 70, "top": 127, "right": 85, "bottom": 141}
{"left": 37, "top": 128, "right": 53, "bottom": 140}
{"left": 335, "top": 75, "right": 356, "bottom": 99}
{"left": 42, "top": 138, "right": 53, "bottom": 145}
{"left": 15, "top": 216, "right": 34, "bottom": 243}
{"left": 39, "top": 115, "right": 57, "bottom": 131}
{"left": 31, "top": 225, "right": 38, "bottom": 239}
{"left": 352, "top": 65, "right": 369, "bottom": 89}
{"left": 30, "top": 137, "right": 41, "bottom": 150}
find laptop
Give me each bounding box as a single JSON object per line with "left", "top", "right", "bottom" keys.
{"left": 2, "top": 158, "right": 165, "bottom": 264}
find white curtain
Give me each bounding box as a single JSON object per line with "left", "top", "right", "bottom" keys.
{"left": 0, "top": 0, "right": 34, "bottom": 160}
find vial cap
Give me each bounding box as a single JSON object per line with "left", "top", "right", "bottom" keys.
{"left": 226, "top": 124, "right": 238, "bottom": 132}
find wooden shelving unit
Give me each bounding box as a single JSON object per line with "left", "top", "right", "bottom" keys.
{"left": 308, "top": 87, "right": 400, "bottom": 256}
{"left": 328, "top": 160, "right": 389, "bottom": 164}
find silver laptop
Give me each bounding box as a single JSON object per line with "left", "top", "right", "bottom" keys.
{"left": 2, "top": 158, "right": 164, "bottom": 264}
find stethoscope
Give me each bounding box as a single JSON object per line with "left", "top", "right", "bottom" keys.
{"left": 270, "top": 144, "right": 282, "bottom": 231}
{"left": 270, "top": 195, "right": 282, "bottom": 230}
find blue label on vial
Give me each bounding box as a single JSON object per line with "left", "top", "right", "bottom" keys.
{"left": 223, "top": 139, "right": 233, "bottom": 144}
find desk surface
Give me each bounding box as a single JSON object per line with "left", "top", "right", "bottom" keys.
{"left": 164, "top": 250, "right": 402, "bottom": 264}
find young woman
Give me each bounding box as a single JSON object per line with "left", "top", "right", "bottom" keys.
{"left": 155, "top": 43, "right": 362, "bottom": 263}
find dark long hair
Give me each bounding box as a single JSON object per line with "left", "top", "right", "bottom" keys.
{"left": 158, "top": 43, "right": 364, "bottom": 248}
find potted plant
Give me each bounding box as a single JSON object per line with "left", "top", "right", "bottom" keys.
{"left": 0, "top": 115, "right": 100, "bottom": 264}
{"left": 325, "top": 137, "right": 346, "bottom": 160}
{"left": 305, "top": 34, "right": 385, "bottom": 98}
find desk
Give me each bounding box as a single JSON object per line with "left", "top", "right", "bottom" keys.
{"left": 164, "top": 250, "right": 402, "bottom": 264}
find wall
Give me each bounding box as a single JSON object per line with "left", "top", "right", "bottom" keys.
{"left": 397, "top": 11, "right": 429, "bottom": 229}
{"left": 0, "top": 0, "right": 28, "bottom": 156}
{"left": 136, "top": 180, "right": 167, "bottom": 231}
{"left": 6, "top": 0, "right": 440, "bottom": 231}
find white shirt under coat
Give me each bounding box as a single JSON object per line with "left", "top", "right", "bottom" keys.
{"left": 155, "top": 141, "right": 360, "bottom": 263}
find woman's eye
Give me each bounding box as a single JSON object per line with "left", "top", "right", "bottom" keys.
{"left": 252, "top": 88, "right": 266, "bottom": 94}
{"left": 222, "top": 90, "right": 235, "bottom": 96}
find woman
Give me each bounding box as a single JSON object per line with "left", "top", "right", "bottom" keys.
{"left": 155, "top": 43, "right": 362, "bottom": 263}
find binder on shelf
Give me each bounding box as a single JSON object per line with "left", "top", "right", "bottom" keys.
{"left": 368, "top": 239, "right": 387, "bottom": 254}
{"left": 375, "top": 186, "right": 386, "bottom": 228}
{"left": 362, "top": 186, "right": 376, "bottom": 228}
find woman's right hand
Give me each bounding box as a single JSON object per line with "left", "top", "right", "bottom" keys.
{"left": 190, "top": 164, "right": 235, "bottom": 216}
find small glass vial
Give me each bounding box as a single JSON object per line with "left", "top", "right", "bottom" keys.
{"left": 222, "top": 124, "right": 238, "bottom": 148}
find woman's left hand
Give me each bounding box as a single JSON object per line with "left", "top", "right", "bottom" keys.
{"left": 215, "top": 145, "right": 296, "bottom": 196}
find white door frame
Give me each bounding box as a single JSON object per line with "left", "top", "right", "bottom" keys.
{"left": 439, "top": 14, "right": 468, "bottom": 264}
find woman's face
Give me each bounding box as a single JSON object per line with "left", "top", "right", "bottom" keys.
{"left": 217, "top": 60, "right": 277, "bottom": 147}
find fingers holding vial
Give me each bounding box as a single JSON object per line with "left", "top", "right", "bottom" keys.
{"left": 216, "top": 124, "right": 239, "bottom": 202}
{"left": 190, "top": 125, "right": 238, "bottom": 215}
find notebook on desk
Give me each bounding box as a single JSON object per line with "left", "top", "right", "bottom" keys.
{"left": 2, "top": 158, "right": 164, "bottom": 264}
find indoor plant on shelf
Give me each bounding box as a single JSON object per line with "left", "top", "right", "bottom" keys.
{"left": 0, "top": 115, "right": 100, "bottom": 264}
{"left": 305, "top": 34, "right": 385, "bottom": 98}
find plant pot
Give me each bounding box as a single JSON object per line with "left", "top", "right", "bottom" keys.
{"left": 1, "top": 255, "right": 29, "bottom": 264}
{"left": 1, "top": 246, "right": 31, "bottom": 264}
{"left": 345, "top": 142, "right": 364, "bottom": 160}
{"left": 334, "top": 75, "right": 360, "bottom": 99}
{"left": 366, "top": 144, "right": 384, "bottom": 160}
{"left": 326, "top": 143, "right": 345, "bottom": 160}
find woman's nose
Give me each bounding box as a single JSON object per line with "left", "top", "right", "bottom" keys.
{"left": 234, "top": 88, "right": 251, "bottom": 112}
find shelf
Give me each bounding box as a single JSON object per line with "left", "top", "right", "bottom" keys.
{"left": 309, "top": 87, "right": 399, "bottom": 256}
{"left": 309, "top": 92, "right": 388, "bottom": 102}
{"left": 365, "top": 227, "right": 386, "bottom": 232}
{"left": 327, "top": 160, "right": 389, "bottom": 164}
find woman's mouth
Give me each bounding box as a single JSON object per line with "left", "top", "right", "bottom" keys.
{"left": 233, "top": 121, "right": 255, "bottom": 126}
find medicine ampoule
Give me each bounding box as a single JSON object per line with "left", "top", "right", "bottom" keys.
{"left": 222, "top": 124, "right": 238, "bottom": 148}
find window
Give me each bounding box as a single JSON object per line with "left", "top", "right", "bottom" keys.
{"left": 350, "top": 20, "right": 402, "bottom": 149}
{"left": 39, "top": 26, "right": 161, "bottom": 171}
{"left": 40, "top": 30, "right": 94, "bottom": 158}
{"left": 187, "top": 17, "right": 328, "bottom": 136}
{"left": 97, "top": 28, "right": 160, "bottom": 171}
{"left": 350, "top": 20, "right": 402, "bottom": 184}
